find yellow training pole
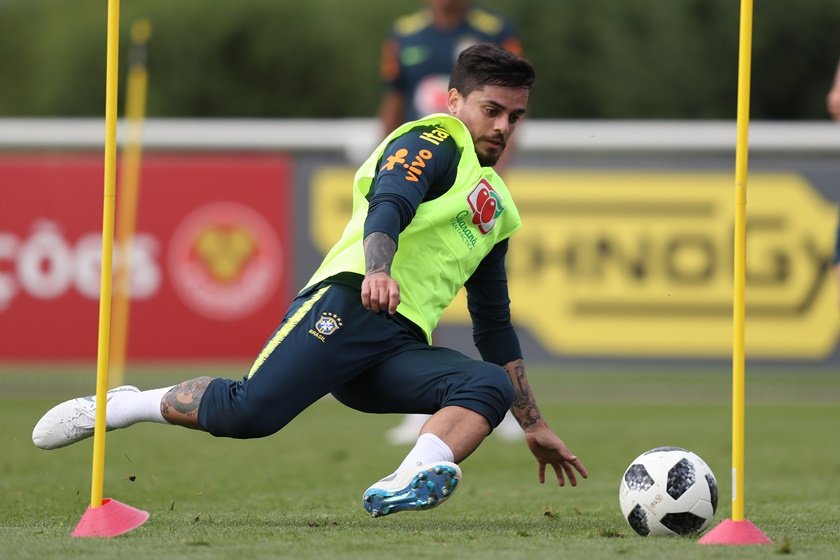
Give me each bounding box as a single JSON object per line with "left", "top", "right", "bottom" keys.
{"left": 699, "top": 0, "right": 770, "bottom": 545}
{"left": 730, "top": 0, "right": 753, "bottom": 525}
{"left": 73, "top": 0, "right": 149, "bottom": 537}
{"left": 110, "top": 19, "right": 152, "bottom": 389}
{"left": 89, "top": 0, "right": 122, "bottom": 509}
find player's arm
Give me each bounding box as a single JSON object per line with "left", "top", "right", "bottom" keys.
{"left": 361, "top": 126, "right": 458, "bottom": 314}
{"left": 378, "top": 37, "right": 406, "bottom": 137}
{"left": 465, "top": 240, "right": 522, "bottom": 364}
{"left": 508, "top": 356, "right": 588, "bottom": 485}
{"left": 362, "top": 232, "right": 399, "bottom": 314}
{"left": 466, "top": 246, "right": 588, "bottom": 486}
{"left": 465, "top": 243, "right": 540, "bottom": 428}
{"left": 828, "top": 57, "right": 840, "bottom": 122}
{"left": 379, "top": 91, "right": 406, "bottom": 139}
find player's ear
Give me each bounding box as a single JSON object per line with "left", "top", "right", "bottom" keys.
{"left": 447, "top": 88, "right": 461, "bottom": 114}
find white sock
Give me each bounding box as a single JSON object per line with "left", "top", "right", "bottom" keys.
{"left": 397, "top": 433, "right": 455, "bottom": 472}
{"left": 107, "top": 386, "right": 174, "bottom": 429}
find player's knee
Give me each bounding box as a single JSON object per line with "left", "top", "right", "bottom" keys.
{"left": 496, "top": 372, "right": 516, "bottom": 410}
{"left": 214, "top": 408, "right": 281, "bottom": 439}
{"left": 199, "top": 380, "right": 288, "bottom": 439}
{"left": 474, "top": 362, "right": 514, "bottom": 404}
{"left": 449, "top": 362, "right": 514, "bottom": 426}
{"left": 487, "top": 366, "right": 516, "bottom": 412}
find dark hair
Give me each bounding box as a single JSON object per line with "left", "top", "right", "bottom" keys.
{"left": 448, "top": 43, "right": 536, "bottom": 98}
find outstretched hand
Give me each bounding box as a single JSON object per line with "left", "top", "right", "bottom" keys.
{"left": 524, "top": 424, "right": 588, "bottom": 487}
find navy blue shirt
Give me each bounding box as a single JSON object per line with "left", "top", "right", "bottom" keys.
{"left": 381, "top": 7, "right": 522, "bottom": 123}
{"left": 363, "top": 124, "right": 522, "bottom": 366}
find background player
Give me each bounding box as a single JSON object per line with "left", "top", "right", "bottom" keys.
{"left": 379, "top": 0, "right": 522, "bottom": 136}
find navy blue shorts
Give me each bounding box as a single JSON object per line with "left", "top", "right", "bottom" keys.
{"left": 198, "top": 282, "right": 515, "bottom": 439}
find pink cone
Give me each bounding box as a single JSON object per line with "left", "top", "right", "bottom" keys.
{"left": 698, "top": 518, "right": 772, "bottom": 545}
{"left": 72, "top": 498, "right": 149, "bottom": 538}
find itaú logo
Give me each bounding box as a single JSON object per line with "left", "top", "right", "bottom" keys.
{"left": 0, "top": 220, "right": 160, "bottom": 310}
{"left": 168, "top": 202, "right": 283, "bottom": 321}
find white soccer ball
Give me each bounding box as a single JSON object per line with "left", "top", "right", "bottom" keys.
{"left": 618, "top": 446, "right": 718, "bottom": 537}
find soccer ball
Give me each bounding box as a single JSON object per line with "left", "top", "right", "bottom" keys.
{"left": 618, "top": 446, "right": 718, "bottom": 537}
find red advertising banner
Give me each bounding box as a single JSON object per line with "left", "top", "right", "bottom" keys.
{"left": 0, "top": 152, "right": 293, "bottom": 360}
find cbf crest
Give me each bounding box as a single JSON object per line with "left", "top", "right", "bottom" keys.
{"left": 309, "top": 312, "right": 343, "bottom": 342}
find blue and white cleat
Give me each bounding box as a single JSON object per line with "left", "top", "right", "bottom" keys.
{"left": 363, "top": 461, "right": 462, "bottom": 518}
{"left": 32, "top": 385, "right": 140, "bottom": 450}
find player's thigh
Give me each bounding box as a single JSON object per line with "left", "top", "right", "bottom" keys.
{"left": 203, "top": 283, "right": 413, "bottom": 430}
{"left": 243, "top": 283, "right": 408, "bottom": 406}
{"left": 331, "top": 345, "right": 504, "bottom": 414}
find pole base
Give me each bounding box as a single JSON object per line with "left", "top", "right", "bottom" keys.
{"left": 698, "top": 518, "right": 772, "bottom": 545}
{"left": 72, "top": 498, "right": 149, "bottom": 538}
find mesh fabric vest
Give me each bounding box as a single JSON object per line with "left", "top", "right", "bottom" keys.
{"left": 304, "top": 114, "right": 521, "bottom": 343}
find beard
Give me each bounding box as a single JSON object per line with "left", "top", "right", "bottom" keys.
{"left": 477, "top": 153, "right": 497, "bottom": 167}
{"left": 476, "top": 141, "right": 504, "bottom": 167}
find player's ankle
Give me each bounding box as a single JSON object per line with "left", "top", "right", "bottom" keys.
{"left": 108, "top": 386, "right": 172, "bottom": 429}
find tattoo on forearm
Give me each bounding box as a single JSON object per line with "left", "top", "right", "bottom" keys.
{"left": 364, "top": 232, "right": 396, "bottom": 275}
{"left": 507, "top": 361, "right": 542, "bottom": 429}
{"left": 160, "top": 376, "right": 213, "bottom": 423}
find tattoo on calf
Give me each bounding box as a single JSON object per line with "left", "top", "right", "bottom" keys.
{"left": 160, "top": 376, "right": 213, "bottom": 422}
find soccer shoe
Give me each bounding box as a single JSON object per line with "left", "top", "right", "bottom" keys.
{"left": 494, "top": 412, "right": 524, "bottom": 442}
{"left": 32, "top": 385, "right": 140, "bottom": 450}
{"left": 362, "top": 461, "right": 461, "bottom": 518}
{"left": 385, "top": 414, "right": 430, "bottom": 445}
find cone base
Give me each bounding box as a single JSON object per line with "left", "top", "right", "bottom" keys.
{"left": 698, "top": 518, "right": 772, "bottom": 545}
{"left": 72, "top": 498, "right": 149, "bottom": 538}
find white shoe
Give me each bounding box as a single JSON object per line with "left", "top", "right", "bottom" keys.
{"left": 494, "top": 412, "right": 523, "bottom": 442}
{"left": 385, "top": 414, "right": 430, "bottom": 445}
{"left": 363, "top": 461, "right": 462, "bottom": 518}
{"left": 32, "top": 385, "right": 140, "bottom": 450}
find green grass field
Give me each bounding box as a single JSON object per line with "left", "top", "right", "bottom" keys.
{"left": 1, "top": 364, "right": 838, "bottom": 559}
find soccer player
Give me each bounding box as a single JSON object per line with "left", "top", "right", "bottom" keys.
{"left": 379, "top": 0, "right": 525, "bottom": 443}
{"left": 32, "top": 44, "right": 588, "bottom": 518}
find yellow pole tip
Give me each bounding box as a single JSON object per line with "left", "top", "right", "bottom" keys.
{"left": 131, "top": 19, "right": 152, "bottom": 44}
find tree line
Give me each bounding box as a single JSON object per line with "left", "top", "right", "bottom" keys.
{"left": 1, "top": 0, "right": 838, "bottom": 120}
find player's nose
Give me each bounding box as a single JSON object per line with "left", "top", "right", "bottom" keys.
{"left": 493, "top": 115, "right": 512, "bottom": 138}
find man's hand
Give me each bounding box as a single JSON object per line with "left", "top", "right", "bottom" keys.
{"left": 361, "top": 271, "right": 400, "bottom": 315}
{"left": 524, "top": 422, "right": 588, "bottom": 487}
{"left": 362, "top": 232, "right": 400, "bottom": 314}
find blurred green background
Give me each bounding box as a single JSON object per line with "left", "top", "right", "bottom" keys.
{"left": 1, "top": 0, "right": 839, "bottom": 119}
